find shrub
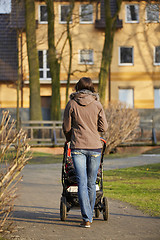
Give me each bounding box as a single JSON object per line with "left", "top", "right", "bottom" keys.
{"left": 104, "top": 102, "right": 140, "bottom": 153}
{"left": 0, "top": 111, "right": 31, "bottom": 232}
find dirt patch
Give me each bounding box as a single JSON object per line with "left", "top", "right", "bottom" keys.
{"left": 117, "top": 145, "right": 160, "bottom": 155}
{"left": 30, "top": 145, "right": 160, "bottom": 156}
{"left": 30, "top": 147, "right": 64, "bottom": 155}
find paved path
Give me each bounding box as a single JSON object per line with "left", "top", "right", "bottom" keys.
{"left": 9, "top": 155, "right": 160, "bottom": 240}
{"left": 103, "top": 154, "right": 160, "bottom": 170}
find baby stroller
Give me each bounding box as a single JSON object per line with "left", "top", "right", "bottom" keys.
{"left": 60, "top": 138, "right": 108, "bottom": 221}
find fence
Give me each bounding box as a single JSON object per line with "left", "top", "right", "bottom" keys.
{"left": 21, "top": 120, "right": 65, "bottom": 146}
{"left": 21, "top": 119, "right": 158, "bottom": 147}
{"left": 138, "top": 119, "right": 157, "bottom": 144}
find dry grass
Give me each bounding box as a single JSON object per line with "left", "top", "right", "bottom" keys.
{"left": 0, "top": 111, "right": 32, "bottom": 232}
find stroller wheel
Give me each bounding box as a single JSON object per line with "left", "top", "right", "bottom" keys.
{"left": 60, "top": 196, "right": 67, "bottom": 221}
{"left": 95, "top": 208, "right": 100, "bottom": 218}
{"left": 103, "top": 197, "right": 109, "bottom": 221}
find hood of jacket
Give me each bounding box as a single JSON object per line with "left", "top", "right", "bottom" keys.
{"left": 70, "top": 89, "right": 99, "bottom": 106}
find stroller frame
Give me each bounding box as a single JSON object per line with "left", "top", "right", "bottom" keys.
{"left": 60, "top": 138, "right": 109, "bottom": 221}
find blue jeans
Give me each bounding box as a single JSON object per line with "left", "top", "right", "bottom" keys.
{"left": 71, "top": 149, "right": 101, "bottom": 223}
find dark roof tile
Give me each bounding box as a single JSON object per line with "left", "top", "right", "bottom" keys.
{"left": 9, "top": 0, "right": 25, "bottom": 29}
{"left": 0, "top": 14, "right": 18, "bottom": 81}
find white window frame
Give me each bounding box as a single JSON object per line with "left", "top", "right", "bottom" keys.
{"left": 119, "top": 88, "right": 134, "bottom": 108}
{"left": 38, "top": 5, "right": 48, "bottom": 24}
{"left": 125, "top": 4, "right": 139, "bottom": 23}
{"left": 145, "top": 4, "right": 159, "bottom": 23}
{"left": 38, "top": 50, "right": 51, "bottom": 81}
{"left": 119, "top": 47, "right": 134, "bottom": 66}
{"left": 154, "top": 88, "right": 160, "bottom": 108}
{"left": 79, "top": 49, "right": 94, "bottom": 65}
{"left": 79, "top": 4, "right": 93, "bottom": 24}
{"left": 0, "top": 0, "right": 11, "bottom": 14}
{"left": 59, "top": 5, "right": 72, "bottom": 24}
{"left": 154, "top": 46, "right": 160, "bottom": 66}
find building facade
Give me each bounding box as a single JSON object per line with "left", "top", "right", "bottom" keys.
{"left": 0, "top": 0, "right": 160, "bottom": 118}
{"left": 112, "top": 0, "right": 160, "bottom": 109}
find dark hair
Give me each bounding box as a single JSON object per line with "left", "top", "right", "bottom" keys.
{"left": 75, "top": 77, "right": 95, "bottom": 92}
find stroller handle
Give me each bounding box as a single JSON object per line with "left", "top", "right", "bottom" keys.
{"left": 100, "top": 137, "right": 106, "bottom": 164}
{"left": 100, "top": 137, "right": 106, "bottom": 144}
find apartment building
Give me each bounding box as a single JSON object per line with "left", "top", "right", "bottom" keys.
{"left": 0, "top": 0, "right": 160, "bottom": 118}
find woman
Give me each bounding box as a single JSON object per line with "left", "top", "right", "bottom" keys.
{"left": 63, "top": 77, "right": 108, "bottom": 228}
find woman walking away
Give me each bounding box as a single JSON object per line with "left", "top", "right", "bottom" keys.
{"left": 63, "top": 77, "right": 108, "bottom": 228}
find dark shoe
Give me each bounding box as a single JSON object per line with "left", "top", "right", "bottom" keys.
{"left": 80, "top": 220, "right": 91, "bottom": 228}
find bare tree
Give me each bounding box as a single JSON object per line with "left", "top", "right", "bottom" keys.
{"left": 104, "top": 102, "right": 140, "bottom": 154}
{"left": 65, "top": 0, "right": 75, "bottom": 105}
{"left": 45, "top": 0, "right": 76, "bottom": 117}
{"left": 45, "top": 0, "right": 61, "bottom": 120}
{"left": 25, "top": 0, "right": 42, "bottom": 120}
{"left": 99, "top": 0, "right": 122, "bottom": 106}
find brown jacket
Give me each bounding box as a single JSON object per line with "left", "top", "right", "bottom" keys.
{"left": 63, "top": 90, "right": 108, "bottom": 149}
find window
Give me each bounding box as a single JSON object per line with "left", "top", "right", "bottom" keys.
{"left": 119, "top": 47, "right": 134, "bottom": 66}
{"left": 80, "top": 4, "right": 93, "bottom": 23}
{"left": 39, "top": 5, "right": 48, "bottom": 23}
{"left": 60, "top": 5, "right": 72, "bottom": 23}
{"left": 154, "top": 88, "right": 160, "bottom": 108}
{"left": 119, "top": 88, "right": 134, "bottom": 108}
{"left": 79, "top": 49, "right": 94, "bottom": 64}
{"left": 0, "top": 0, "right": 11, "bottom": 14}
{"left": 38, "top": 50, "right": 51, "bottom": 80}
{"left": 154, "top": 46, "right": 160, "bottom": 65}
{"left": 146, "top": 4, "right": 159, "bottom": 22}
{"left": 125, "top": 4, "right": 139, "bottom": 23}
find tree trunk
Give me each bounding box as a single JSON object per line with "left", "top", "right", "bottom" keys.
{"left": 16, "top": 31, "right": 20, "bottom": 130}
{"left": 99, "top": 0, "right": 122, "bottom": 106}
{"left": 65, "top": 0, "right": 75, "bottom": 105}
{"left": 46, "top": 0, "right": 61, "bottom": 120}
{"left": 25, "top": 0, "right": 42, "bottom": 120}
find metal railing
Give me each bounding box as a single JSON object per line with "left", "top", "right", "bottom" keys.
{"left": 21, "top": 119, "right": 158, "bottom": 147}
{"left": 139, "top": 119, "right": 157, "bottom": 144}
{"left": 21, "top": 120, "right": 65, "bottom": 146}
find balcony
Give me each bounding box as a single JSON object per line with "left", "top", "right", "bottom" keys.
{"left": 95, "top": 19, "right": 105, "bottom": 29}
{"left": 95, "top": 0, "right": 123, "bottom": 29}
{"left": 95, "top": 18, "right": 123, "bottom": 29}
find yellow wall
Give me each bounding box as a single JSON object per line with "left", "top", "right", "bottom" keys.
{"left": 2, "top": 1, "right": 160, "bottom": 110}
{"left": 20, "top": 1, "right": 104, "bottom": 109}
{"left": 0, "top": 83, "right": 18, "bottom": 108}
{"left": 34, "top": 1, "right": 103, "bottom": 80}
{"left": 110, "top": 1, "right": 160, "bottom": 108}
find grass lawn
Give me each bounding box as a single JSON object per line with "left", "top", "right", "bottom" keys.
{"left": 29, "top": 152, "right": 63, "bottom": 164}
{"left": 103, "top": 163, "right": 160, "bottom": 217}
{"left": 29, "top": 152, "right": 138, "bottom": 164}
{"left": 0, "top": 150, "right": 63, "bottom": 165}
{"left": 104, "top": 152, "right": 138, "bottom": 159}
{"left": 3, "top": 145, "right": 160, "bottom": 165}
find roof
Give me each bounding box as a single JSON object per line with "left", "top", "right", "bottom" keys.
{"left": 0, "top": 14, "right": 18, "bottom": 82}
{"left": 9, "top": 0, "right": 25, "bottom": 29}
